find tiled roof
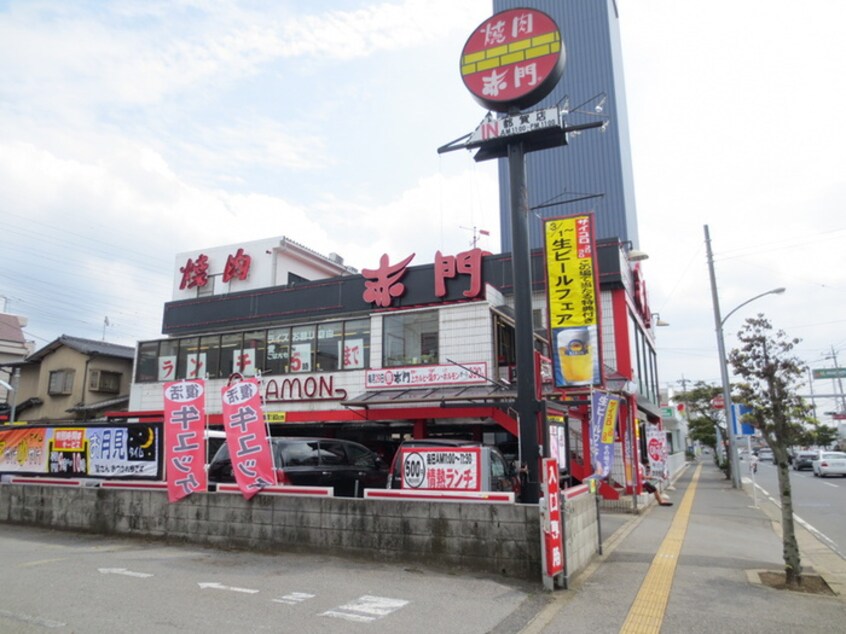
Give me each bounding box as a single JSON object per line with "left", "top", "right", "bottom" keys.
{"left": 26, "top": 335, "right": 135, "bottom": 363}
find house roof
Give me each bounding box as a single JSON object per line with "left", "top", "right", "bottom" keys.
{"left": 24, "top": 335, "right": 135, "bottom": 364}
{"left": 0, "top": 313, "right": 26, "bottom": 345}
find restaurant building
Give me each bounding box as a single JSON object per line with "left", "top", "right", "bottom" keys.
{"left": 125, "top": 234, "right": 664, "bottom": 500}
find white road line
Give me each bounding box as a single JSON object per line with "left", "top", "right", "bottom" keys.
{"left": 98, "top": 567, "right": 153, "bottom": 578}
{"left": 321, "top": 595, "right": 409, "bottom": 623}
{"left": 272, "top": 592, "right": 315, "bottom": 605}
{"left": 197, "top": 582, "right": 259, "bottom": 594}
{"left": 0, "top": 609, "right": 65, "bottom": 628}
{"left": 754, "top": 482, "right": 846, "bottom": 559}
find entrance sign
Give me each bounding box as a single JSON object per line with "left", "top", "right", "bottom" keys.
{"left": 461, "top": 8, "right": 565, "bottom": 112}
{"left": 541, "top": 458, "right": 564, "bottom": 579}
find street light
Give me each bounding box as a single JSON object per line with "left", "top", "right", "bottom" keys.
{"left": 705, "top": 225, "right": 786, "bottom": 489}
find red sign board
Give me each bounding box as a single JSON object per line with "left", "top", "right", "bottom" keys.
{"left": 163, "top": 379, "right": 207, "bottom": 503}
{"left": 461, "top": 9, "right": 565, "bottom": 112}
{"left": 711, "top": 395, "right": 726, "bottom": 410}
{"left": 542, "top": 458, "right": 564, "bottom": 577}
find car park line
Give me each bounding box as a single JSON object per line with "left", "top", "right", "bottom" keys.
{"left": 320, "top": 595, "right": 410, "bottom": 623}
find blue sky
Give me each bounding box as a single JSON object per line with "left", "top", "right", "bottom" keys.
{"left": 1, "top": 1, "right": 845, "bottom": 421}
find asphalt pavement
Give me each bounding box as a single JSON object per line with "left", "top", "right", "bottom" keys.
{"left": 515, "top": 458, "right": 846, "bottom": 633}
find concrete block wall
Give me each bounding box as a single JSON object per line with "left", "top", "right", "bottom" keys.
{"left": 0, "top": 484, "right": 544, "bottom": 582}
{"left": 563, "top": 491, "right": 600, "bottom": 579}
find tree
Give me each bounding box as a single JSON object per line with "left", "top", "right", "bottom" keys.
{"left": 677, "top": 381, "right": 728, "bottom": 472}
{"left": 810, "top": 423, "right": 838, "bottom": 449}
{"left": 728, "top": 315, "right": 815, "bottom": 588}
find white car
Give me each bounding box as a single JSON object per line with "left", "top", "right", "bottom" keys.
{"left": 757, "top": 448, "right": 774, "bottom": 462}
{"left": 812, "top": 451, "right": 846, "bottom": 478}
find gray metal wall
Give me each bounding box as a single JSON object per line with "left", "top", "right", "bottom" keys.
{"left": 492, "top": 0, "right": 640, "bottom": 250}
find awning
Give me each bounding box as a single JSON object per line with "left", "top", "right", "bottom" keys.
{"left": 342, "top": 385, "right": 518, "bottom": 408}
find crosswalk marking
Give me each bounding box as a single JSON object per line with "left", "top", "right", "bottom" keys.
{"left": 272, "top": 592, "right": 316, "bottom": 605}
{"left": 321, "top": 595, "right": 409, "bottom": 623}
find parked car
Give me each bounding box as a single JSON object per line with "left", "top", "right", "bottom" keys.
{"left": 812, "top": 451, "right": 846, "bottom": 478}
{"left": 208, "top": 437, "right": 387, "bottom": 497}
{"left": 792, "top": 451, "right": 818, "bottom": 471}
{"left": 386, "top": 438, "right": 520, "bottom": 495}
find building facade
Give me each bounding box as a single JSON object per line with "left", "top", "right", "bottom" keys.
{"left": 126, "top": 235, "right": 663, "bottom": 500}
{"left": 493, "top": 0, "right": 640, "bottom": 252}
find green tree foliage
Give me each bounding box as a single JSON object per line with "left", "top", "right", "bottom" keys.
{"left": 677, "top": 381, "right": 728, "bottom": 472}
{"left": 728, "top": 315, "right": 814, "bottom": 587}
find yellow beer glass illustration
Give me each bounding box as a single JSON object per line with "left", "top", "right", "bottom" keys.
{"left": 557, "top": 327, "right": 593, "bottom": 385}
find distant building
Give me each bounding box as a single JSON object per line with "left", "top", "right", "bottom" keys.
{"left": 4, "top": 336, "right": 134, "bottom": 423}
{"left": 0, "top": 312, "right": 32, "bottom": 420}
{"left": 493, "top": 0, "right": 640, "bottom": 251}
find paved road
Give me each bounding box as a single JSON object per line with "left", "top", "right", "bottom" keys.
{"left": 0, "top": 525, "right": 538, "bottom": 633}
{"left": 745, "top": 457, "right": 846, "bottom": 558}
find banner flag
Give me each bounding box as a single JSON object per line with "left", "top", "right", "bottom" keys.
{"left": 543, "top": 214, "right": 603, "bottom": 388}
{"left": 590, "top": 390, "right": 620, "bottom": 479}
{"left": 221, "top": 378, "right": 275, "bottom": 500}
{"left": 163, "top": 379, "right": 207, "bottom": 503}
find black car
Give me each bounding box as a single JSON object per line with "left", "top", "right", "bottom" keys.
{"left": 792, "top": 451, "right": 818, "bottom": 471}
{"left": 208, "top": 437, "right": 387, "bottom": 497}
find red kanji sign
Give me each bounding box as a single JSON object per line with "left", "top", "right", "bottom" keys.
{"left": 461, "top": 8, "right": 565, "bottom": 112}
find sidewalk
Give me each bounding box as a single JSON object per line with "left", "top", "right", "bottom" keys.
{"left": 524, "top": 459, "right": 846, "bottom": 633}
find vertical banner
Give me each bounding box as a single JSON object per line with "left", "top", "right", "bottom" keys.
{"left": 544, "top": 214, "right": 602, "bottom": 388}
{"left": 590, "top": 390, "right": 620, "bottom": 479}
{"left": 220, "top": 378, "right": 275, "bottom": 499}
{"left": 645, "top": 422, "right": 667, "bottom": 479}
{"left": 541, "top": 458, "right": 564, "bottom": 579}
{"left": 163, "top": 379, "right": 207, "bottom": 503}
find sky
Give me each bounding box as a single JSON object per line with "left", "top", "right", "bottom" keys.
{"left": 1, "top": 1, "right": 845, "bottom": 424}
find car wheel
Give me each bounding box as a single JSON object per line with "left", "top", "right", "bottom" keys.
{"left": 813, "top": 470, "right": 819, "bottom": 477}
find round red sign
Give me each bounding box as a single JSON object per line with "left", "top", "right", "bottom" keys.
{"left": 460, "top": 8, "right": 565, "bottom": 112}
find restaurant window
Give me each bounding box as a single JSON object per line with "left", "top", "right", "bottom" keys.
{"left": 178, "top": 338, "right": 200, "bottom": 379}
{"left": 136, "top": 341, "right": 159, "bottom": 382}
{"left": 199, "top": 335, "right": 220, "bottom": 379}
{"left": 219, "top": 333, "right": 243, "bottom": 378}
{"left": 266, "top": 328, "right": 290, "bottom": 375}
{"left": 158, "top": 339, "right": 179, "bottom": 382}
{"left": 342, "top": 318, "right": 370, "bottom": 370}
{"left": 383, "top": 311, "right": 439, "bottom": 367}
{"left": 316, "top": 322, "right": 342, "bottom": 372}
{"left": 240, "top": 330, "right": 267, "bottom": 377}
{"left": 291, "top": 325, "right": 315, "bottom": 373}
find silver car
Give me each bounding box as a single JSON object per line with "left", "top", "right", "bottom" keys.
{"left": 812, "top": 451, "right": 846, "bottom": 478}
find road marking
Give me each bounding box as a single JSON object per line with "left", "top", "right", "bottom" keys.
{"left": 754, "top": 482, "right": 846, "bottom": 559}
{"left": 272, "top": 592, "right": 315, "bottom": 605}
{"left": 98, "top": 567, "right": 153, "bottom": 578}
{"left": 0, "top": 609, "right": 65, "bottom": 628}
{"left": 321, "top": 595, "right": 409, "bottom": 623}
{"left": 198, "top": 582, "right": 259, "bottom": 594}
{"left": 18, "top": 558, "right": 68, "bottom": 568}
{"left": 620, "top": 463, "right": 702, "bottom": 634}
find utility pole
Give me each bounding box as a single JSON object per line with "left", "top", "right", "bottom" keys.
{"left": 824, "top": 346, "right": 846, "bottom": 413}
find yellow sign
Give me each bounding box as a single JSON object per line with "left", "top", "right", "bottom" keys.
{"left": 545, "top": 214, "right": 600, "bottom": 388}
{"left": 265, "top": 412, "right": 287, "bottom": 424}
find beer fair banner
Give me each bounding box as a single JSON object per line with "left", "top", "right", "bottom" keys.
{"left": 544, "top": 214, "right": 602, "bottom": 388}
{"left": 590, "top": 390, "right": 621, "bottom": 479}
{"left": 0, "top": 425, "right": 161, "bottom": 478}
{"left": 163, "top": 379, "right": 207, "bottom": 503}
{"left": 221, "top": 378, "right": 275, "bottom": 500}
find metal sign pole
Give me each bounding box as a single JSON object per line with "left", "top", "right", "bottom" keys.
{"left": 509, "top": 139, "right": 541, "bottom": 504}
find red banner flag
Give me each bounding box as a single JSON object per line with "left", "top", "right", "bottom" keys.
{"left": 163, "top": 379, "right": 207, "bottom": 503}
{"left": 220, "top": 378, "right": 275, "bottom": 499}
